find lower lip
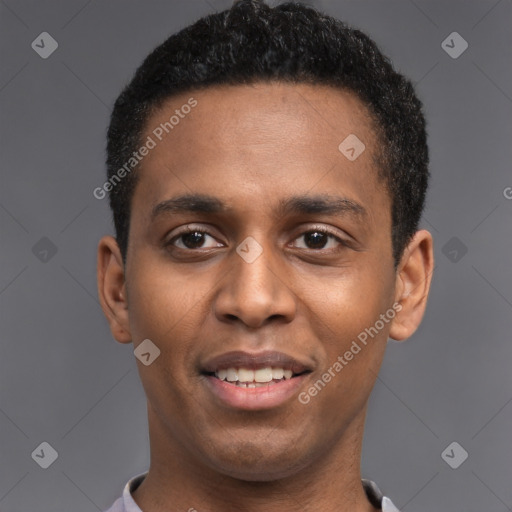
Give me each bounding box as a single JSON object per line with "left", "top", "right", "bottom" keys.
{"left": 203, "top": 374, "right": 309, "bottom": 410}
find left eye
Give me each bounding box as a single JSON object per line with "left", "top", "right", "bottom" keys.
{"left": 291, "top": 229, "right": 343, "bottom": 250}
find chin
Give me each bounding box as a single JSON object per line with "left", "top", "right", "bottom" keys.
{"left": 213, "top": 459, "right": 309, "bottom": 483}
{"left": 200, "top": 437, "right": 313, "bottom": 482}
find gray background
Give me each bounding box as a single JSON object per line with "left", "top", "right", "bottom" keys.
{"left": 1, "top": 0, "right": 511, "bottom": 510}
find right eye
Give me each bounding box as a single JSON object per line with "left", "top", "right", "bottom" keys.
{"left": 166, "top": 226, "right": 224, "bottom": 251}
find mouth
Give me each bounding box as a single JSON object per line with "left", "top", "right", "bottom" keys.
{"left": 200, "top": 350, "right": 313, "bottom": 410}
{"left": 208, "top": 366, "right": 299, "bottom": 388}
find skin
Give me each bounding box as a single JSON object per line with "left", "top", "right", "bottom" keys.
{"left": 97, "top": 82, "right": 434, "bottom": 512}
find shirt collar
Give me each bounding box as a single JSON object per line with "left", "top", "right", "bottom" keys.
{"left": 120, "top": 472, "right": 401, "bottom": 511}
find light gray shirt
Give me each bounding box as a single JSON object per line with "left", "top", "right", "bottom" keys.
{"left": 103, "top": 472, "right": 401, "bottom": 511}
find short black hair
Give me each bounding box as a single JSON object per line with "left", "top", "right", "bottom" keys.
{"left": 106, "top": 0, "right": 429, "bottom": 267}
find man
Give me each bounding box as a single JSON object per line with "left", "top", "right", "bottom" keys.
{"left": 98, "top": 1, "right": 434, "bottom": 510}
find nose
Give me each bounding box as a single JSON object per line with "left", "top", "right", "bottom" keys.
{"left": 213, "top": 239, "right": 297, "bottom": 329}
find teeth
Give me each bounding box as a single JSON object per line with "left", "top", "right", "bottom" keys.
{"left": 254, "top": 367, "right": 273, "bottom": 383}
{"left": 226, "top": 368, "right": 238, "bottom": 382}
{"left": 238, "top": 368, "right": 254, "bottom": 382}
{"left": 233, "top": 381, "right": 272, "bottom": 388}
{"left": 272, "top": 368, "right": 284, "bottom": 380}
{"left": 215, "top": 367, "right": 296, "bottom": 383}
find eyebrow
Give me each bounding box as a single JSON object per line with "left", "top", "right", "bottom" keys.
{"left": 150, "top": 193, "right": 367, "bottom": 221}
{"left": 276, "top": 194, "right": 366, "bottom": 220}
{"left": 151, "top": 194, "right": 228, "bottom": 220}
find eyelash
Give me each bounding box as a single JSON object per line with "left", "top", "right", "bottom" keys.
{"left": 166, "top": 225, "right": 350, "bottom": 253}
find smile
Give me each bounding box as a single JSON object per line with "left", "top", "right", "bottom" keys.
{"left": 201, "top": 350, "right": 313, "bottom": 410}
{"left": 214, "top": 366, "right": 294, "bottom": 387}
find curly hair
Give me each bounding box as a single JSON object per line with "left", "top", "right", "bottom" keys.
{"left": 106, "top": 0, "right": 429, "bottom": 267}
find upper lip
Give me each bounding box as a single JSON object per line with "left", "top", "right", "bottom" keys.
{"left": 201, "top": 350, "right": 314, "bottom": 374}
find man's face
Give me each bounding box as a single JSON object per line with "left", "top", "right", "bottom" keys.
{"left": 121, "top": 83, "right": 398, "bottom": 480}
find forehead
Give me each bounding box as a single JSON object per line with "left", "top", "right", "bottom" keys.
{"left": 132, "top": 82, "right": 388, "bottom": 224}
{"left": 147, "top": 81, "right": 378, "bottom": 157}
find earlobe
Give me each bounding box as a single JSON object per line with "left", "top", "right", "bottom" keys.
{"left": 389, "top": 229, "right": 434, "bottom": 341}
{"left": 97, "top": 235, "right": 132, "bottom": 344}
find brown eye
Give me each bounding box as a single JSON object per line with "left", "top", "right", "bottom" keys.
{"left": 167, "top": 227, "right": 223, "bottom": 250}
{"left": 302, "top": 231, "right": 330, "bottom": 249}
{"left": 178, "top": 231, "right": 208, "bottom": 249}
{"left": 292, "top": 228, "right": 345, "bottom": 251}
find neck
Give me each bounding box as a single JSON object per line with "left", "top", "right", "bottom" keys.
{"left": 132, "top": 403, "right": 378, "bottom": 512}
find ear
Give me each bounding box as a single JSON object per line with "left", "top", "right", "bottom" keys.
{"left": 389, "top": 229, "right": 434, "bottom": 341}
{"left": 97, "top": 235, "right": 132, "bottom": 344}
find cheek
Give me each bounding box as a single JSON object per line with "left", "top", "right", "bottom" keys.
{"left": 125, "top": 258, "right": 204, "bottom": 419}
{"left": 126, "top": 252, "right": 211, "bottom": 342}
{"left": 312, "top": 262, "right": 394, "bottom": 335}
{"left": 309, "top": 268, "right": 393, "bottom": 395}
